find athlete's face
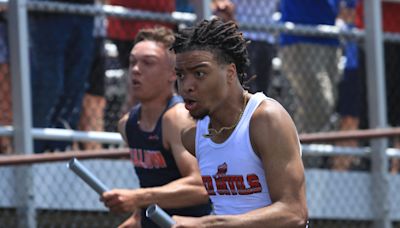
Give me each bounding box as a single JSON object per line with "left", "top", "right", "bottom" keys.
{"left": 129, "top": 40, "right": 175, "bottom": 101}
{"left": 175, "top": 50, "right": 235, "bottom": 119}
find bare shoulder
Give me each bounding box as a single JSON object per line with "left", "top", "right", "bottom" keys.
{"left": 181, "top": 125, "right": 197, "bottom": 156}
{"left": 250, "top": 98, "right": 307, "bottom": 225}
{"left": 251, "top": 98, "right": 293, "bottom": 128}
{"left": 162, "top": 103, "right": 194, "bottom": 129}
{"left": 164, "top": 103, "right": 197, "bottom": 155}
{"left": 162, "top": 103, "right": 196, "bottom": 154}
{"left": 250, "top": 98, "right": 300, "bottom": 157}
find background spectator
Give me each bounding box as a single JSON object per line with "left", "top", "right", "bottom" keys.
{"left": 231, "top": 0, "right": 279, "bottom": 95}
{"left": 279, "top": 0, "right": 342, "bottom": 134}
{"left": 211, "top": 0, "right": 279, "bottom": 95}
{"left": 333, "top": 0, "right": 361, "bottom": 170}
{"left": 176, "top": 0, "right": 195, "bottom": 14}
{"left": 29, "top": 0, "right": 95, "bottom": 153}
{"left": 77, "top": 0, "right": 107, "bottom": 151}
{"left": 79, "top": 0, "right": 107, "bottom": 150}
{"left": 0, "top": 7, "right": 11, "bottom": 154}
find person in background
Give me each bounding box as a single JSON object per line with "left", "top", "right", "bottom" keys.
{"left": 0, "top": 7, "right": 11, "bottom": 154}
{"left": 29, "top": 0, "right": 95, "bottom": 153}
{"left": 171, "top": 18, "right": 308, "bottom": 227}
{"left": 279, "top": 0, "right": 342, "bottom": 134}
{"left": 77, "top": 0, "right": 107, "bottom": 151}
{"left": 211, "top": 0, "right": 279, "bottom": 95}
{"left": 100, "top": 27, "right": 212, "bottom": 228}
{"left": 210, "top": 0, "right": 235, "bottom": 22}
{"left": 333, "top": 0, "right": 360, "bottom": 170}
{"left": 176, "top": 0, "right": 195, "bottom": 14}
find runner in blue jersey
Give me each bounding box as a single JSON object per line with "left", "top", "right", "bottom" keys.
{"left": 101, "top": 27, "right": 211, "bottom": 228}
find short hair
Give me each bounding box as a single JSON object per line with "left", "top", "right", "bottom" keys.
{"left": 134, "top": 26, "right": 175, "bottom": 49}
{"left": 171, "top": 18, "right": 250, "bottom": 84}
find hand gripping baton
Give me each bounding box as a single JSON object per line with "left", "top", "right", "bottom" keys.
{"left": 67, "top": 158, "right": 110, "bottom": 195}
{"left": 146, "top": 204, "right": 176, "bottom": 228}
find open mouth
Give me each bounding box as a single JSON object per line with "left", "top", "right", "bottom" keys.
{"left": 184, "top": 98, "right": 197, "bottom": 111}
{"left": 132, "top": 79, "right": 141, "bottom": 87}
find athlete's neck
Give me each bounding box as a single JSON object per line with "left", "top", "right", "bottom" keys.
{"left": 206, "top": 89, "right": 249, "bottom": 141}
{"left": 138, "top": 94, "right": 173, "bottom": 131}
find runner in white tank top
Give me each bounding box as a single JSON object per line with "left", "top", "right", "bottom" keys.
{"left": 196, "top": 93, "right": 272, "bottom": 215}
{"left": 172, "top": 18, "right": 308, "bottom": 227}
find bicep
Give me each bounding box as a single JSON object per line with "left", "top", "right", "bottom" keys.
{"left": 163, "top": 105, "right": 199, "bottom": 177}
{"left": 251, "top": 102, "right": 305, "bottom": 205}
{"left": 181, "top": 126, "right": 196, "bottom": 157}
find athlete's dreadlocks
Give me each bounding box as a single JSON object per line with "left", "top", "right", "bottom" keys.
{"left": 172, "top": 18, "right": 250, "bottom": 85}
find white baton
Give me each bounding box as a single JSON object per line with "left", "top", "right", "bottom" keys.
{"left": 67, "top": 157, "right": 110, "bottom": 195}
{"left": 146, "top": 204, "right": 176, "bottom": 228}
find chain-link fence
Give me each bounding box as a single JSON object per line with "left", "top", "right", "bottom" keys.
{"left": 1, "top": 0, "right": 400, "bottom": 227}
{"left": 1, "top": 1, "right": 399, "bottom": 148}
{"left": 0, "top": 157, "right": 138, "bottom": 227}
{"left": 1, "top": 136, "right": 400, "bottom": 228}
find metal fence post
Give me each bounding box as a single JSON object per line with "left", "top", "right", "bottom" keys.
{"left": 191, "top": 0, "right": 212, "bottom": 21}
{"left": 8, "top": 0, "right": 36, "bottom": 227}
{"left": 364, "top": 1, "right": 390, "bottom": 227}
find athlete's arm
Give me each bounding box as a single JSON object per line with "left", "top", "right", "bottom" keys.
{"left": 117, "top": 113, "right": 129, "bottom": 143}
{"left": 102, "top": 104, "right": 208, "bottom": 213}
{"left": 239, "top": 98, "right": 308, "bottom": 227}
{"left": 181, "top": 124, "right": 196, "bottom": 157}
{"left": 150, "top": 103, "right": 208, "bottom": 208}
{"left": 173, "top": 99, "right": 308, "bottom": 228}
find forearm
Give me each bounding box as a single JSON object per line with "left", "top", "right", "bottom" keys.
{"left": 199, "top": 202, "right": 307, "bottom": 228}
{"left": 136, "top": 176, "right": 209, "bottom": 209}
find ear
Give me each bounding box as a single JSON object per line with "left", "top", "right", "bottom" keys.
{"left": 226, "top": 63, "right": 237, "bottom": 84}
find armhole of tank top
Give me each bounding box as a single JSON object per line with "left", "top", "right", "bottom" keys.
{"left": 246, "top": 93, "right": 268, "bottom": 162}
{"left": 129, "top": 105, "right": 141, "bottom": 123}
{"left": 194, "top": 123, "right": 201, "bottom": 159}
{"left": 194, "top": 117, "right": 209, "bottom": 159}
{"left": 125, "top": 108, "right": 137, "bottom": 139}
{"left": 158, "top": 96, "right": 181, "bottom": 131}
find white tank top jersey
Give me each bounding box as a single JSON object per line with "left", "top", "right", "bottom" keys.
{"left": 195, "top": 92, "right": 279, "bottom": 215}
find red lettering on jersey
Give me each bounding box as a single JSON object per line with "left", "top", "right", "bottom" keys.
{"left": 247, "top": 174, "right": 262, "bottom": 194}
{"left": 209, "top": 163, "right": 263, "bottom": 196}
{"left": 226, "top": 175, "right": 242, "bottom": 195}
{"left": 238, "top": 186, "right": 253, "bottom": 195}
{"left": 150, "top": 151, "right": 167, "bottom": 168}
{"left": 202, "top": 176, "right": 216, "bottom": 195}
{"left": 229, "top": 175, "right": 247, "bottom": 195}
{"left": 130, "top": 148, "right": 167, "bottom": 169}
{"left": 144, "top": 151, "right": 153, "bottom": 168}
{"left": 215, "top": 176, "right": 230, "bottom": 195}
{"left": 131, "top": 148, "right": 146, "bottom": 168}
{"left": 232, "top": 175, "right": 246, "bottom": 191}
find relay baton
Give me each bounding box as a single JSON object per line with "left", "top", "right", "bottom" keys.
{"left": 67, "top": 157, "right": 110, "bottom": 195}
{"left": 146, "top": 204, "right": 176, "bottom": 228}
